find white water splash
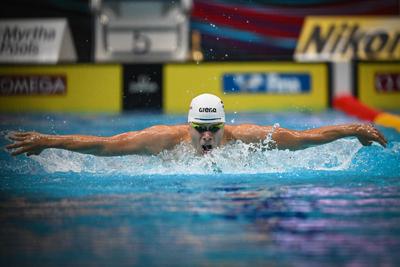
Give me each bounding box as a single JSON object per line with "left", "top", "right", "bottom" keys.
{"left": 29, "top": 139, "right": 363, "bottom": 175}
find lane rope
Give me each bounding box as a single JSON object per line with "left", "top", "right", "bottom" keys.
{"left": 333, "top": 95, "right": 400, "bottom": 132}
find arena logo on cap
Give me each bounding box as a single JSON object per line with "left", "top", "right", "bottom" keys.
{"left": 199, "top": 107, "right": 217, "bottom": 112}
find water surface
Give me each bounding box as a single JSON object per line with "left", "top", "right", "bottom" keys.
{"left": 1, "top": 111, "right": 399, "bottom": 266}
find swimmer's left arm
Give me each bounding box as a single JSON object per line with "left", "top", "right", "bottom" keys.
{"left": 228, "top": 123, "right": 387, "bottom": 150}
{"left": 272, "top": 123, "right": 387, "bottom": 150}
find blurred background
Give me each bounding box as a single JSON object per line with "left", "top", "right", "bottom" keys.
{"left": 0, "top": 0, "right": 399, "bottom": 120}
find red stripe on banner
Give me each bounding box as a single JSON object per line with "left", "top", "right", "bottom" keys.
{"left": 193, "top": 1, "right": 304, "bottom": 27}
{"left": 333, "top": 95, "right": 380, "bottom": 121}
{"left": 192, "top": 6, "right": 300, "bottom": 38}
{"left": 284, "top": 2, "right": 397, "bottom": 15}
{"left": 193, "top": 0, "right": 397, "bottom": 20}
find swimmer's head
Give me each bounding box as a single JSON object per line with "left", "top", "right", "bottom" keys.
{"left": 188, "top": 93, "right": 225, "bottom": 124}
{"left": 188, "top": 94, "right": 225, "bottom": 154}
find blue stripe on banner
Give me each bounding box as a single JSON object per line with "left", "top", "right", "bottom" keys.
{"left": 223, "top": 73, "right": 311, "bottom": 94}
{"left": 191, "top": 21, "right": 297, "bottom": 49}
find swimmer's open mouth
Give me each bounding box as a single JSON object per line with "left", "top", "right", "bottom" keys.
{"left": 202, "top": 144, "right": 213, "bottom": 153}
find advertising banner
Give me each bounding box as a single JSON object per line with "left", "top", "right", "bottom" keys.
{"left": 357, "top": 62, "right": 400, "bottom": 109}
{"left": 223, "top": 73, "right": 311, "bottom": 94}
{"left": 0, "top": 75, "right": 66, "bottom": 95}
{"left": 0, "top": 65, "right": 121, "bottom": 112}
{"left": 0, "top": 19, "right": 77, "bottom": 63}
{"left": 123, "top": 64, "right": 162, "bottom": 110}
{"left": 164, "top": 62, "right": 329, "bottom": 113}
{"left": 295, "top": 16, "right": 400, "bottom": 62}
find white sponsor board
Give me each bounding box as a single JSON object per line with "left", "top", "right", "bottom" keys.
{"left": 0, "top": 19, "right": 77, "bottom": 63}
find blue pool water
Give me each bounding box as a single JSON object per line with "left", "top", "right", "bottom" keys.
{"left": 1, "top": 111, "right": 400, "bottom": 266}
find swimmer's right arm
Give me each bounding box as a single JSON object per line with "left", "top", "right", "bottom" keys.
{"left": 6, "top": 125, "right": 186, "bottom": 156}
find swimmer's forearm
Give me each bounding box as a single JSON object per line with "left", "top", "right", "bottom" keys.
{"left": 47, "top": 131, "right": 171, "bottom": 156}
{"left": 6, "top": 132, "right": 119, "bottom": 156}
{"left": 299, "top": 124, "right": 358, "bottom": 146}
{"left": 46, "top": 135, "right": 112, "bottom": 155}
{"left": 273, "top": 124, "right": 386, "bottom": 150}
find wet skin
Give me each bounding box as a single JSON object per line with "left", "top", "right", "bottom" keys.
{"left": 5, "top": 123, "right": 387, "bottom": 157}
{"left": 189, "top": 123, "right": 224, "bottom": 154}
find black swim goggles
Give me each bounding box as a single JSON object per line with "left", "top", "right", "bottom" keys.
{"left": 190, "top": 122, "right": 224, "bottom": 133}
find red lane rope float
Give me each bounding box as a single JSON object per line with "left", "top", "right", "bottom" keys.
{"left": 333, "top": 95, "right": 400, "bottom": 132}
{"left": 333, "top": 95, "right": 380, "bottom": 121}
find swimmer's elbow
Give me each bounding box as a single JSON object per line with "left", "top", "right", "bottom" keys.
{"left": 273, "top": 129, "right": 308, "bottom": 150}
{"left": 103, "top": 131, "right": 178, "bottom": 156}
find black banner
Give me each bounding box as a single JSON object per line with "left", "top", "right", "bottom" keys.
{"left": 123, "top": 64, "right": 162, "bottom": 111}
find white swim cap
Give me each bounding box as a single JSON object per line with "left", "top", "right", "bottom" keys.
{"left": 188, "top": 93, "right": 225, "bottom": 123}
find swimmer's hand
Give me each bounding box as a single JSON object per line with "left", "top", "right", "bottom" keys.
{"left": 354, "top": 123, "right": 387, "bottom": 147}
{"left": 6, "top": 131, "right": 48, "bottom": 156}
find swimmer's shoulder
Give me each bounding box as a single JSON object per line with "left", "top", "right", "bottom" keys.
{"left": 223, "top": 124, "right": 238, "bottom": 141}
{"left": 225, "top": 124, "right": 274, "bottom": 132}
{"left": 223, "top": 124, "right": 275, "bottom": 142}
{"left": 146, "top": 124, "right": 191, "bottom": 142}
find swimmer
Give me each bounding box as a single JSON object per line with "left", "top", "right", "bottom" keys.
{"left": 6, "top": 93, "right": 387, "bottom": 156}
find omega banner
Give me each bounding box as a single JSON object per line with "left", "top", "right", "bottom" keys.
{"left": 0, "top": 65, "right": 121, "bottom": 112}
{"left": 295, "top": 16, "right": 400, "bottom": 61}
{"left": 0, "top": 75, "right": 66, "bottom": 95}
{"left": 0, "top": 19, "right": 76, "bottom": 63}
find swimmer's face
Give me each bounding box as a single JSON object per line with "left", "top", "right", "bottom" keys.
{"left": 189, "top": 122, "right": 224, "bottom": 154}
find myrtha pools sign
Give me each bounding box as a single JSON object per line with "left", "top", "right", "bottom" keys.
{"left": 0, "top": 19, "right": 76, "bottom": 63}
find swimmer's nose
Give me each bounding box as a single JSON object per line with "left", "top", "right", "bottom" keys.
{"left": 201, "top": 131, "right": 213, "bottom": 142}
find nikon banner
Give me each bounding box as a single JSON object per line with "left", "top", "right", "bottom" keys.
{"left": 295, "top": 17, "right": 400, "bottom": 62}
